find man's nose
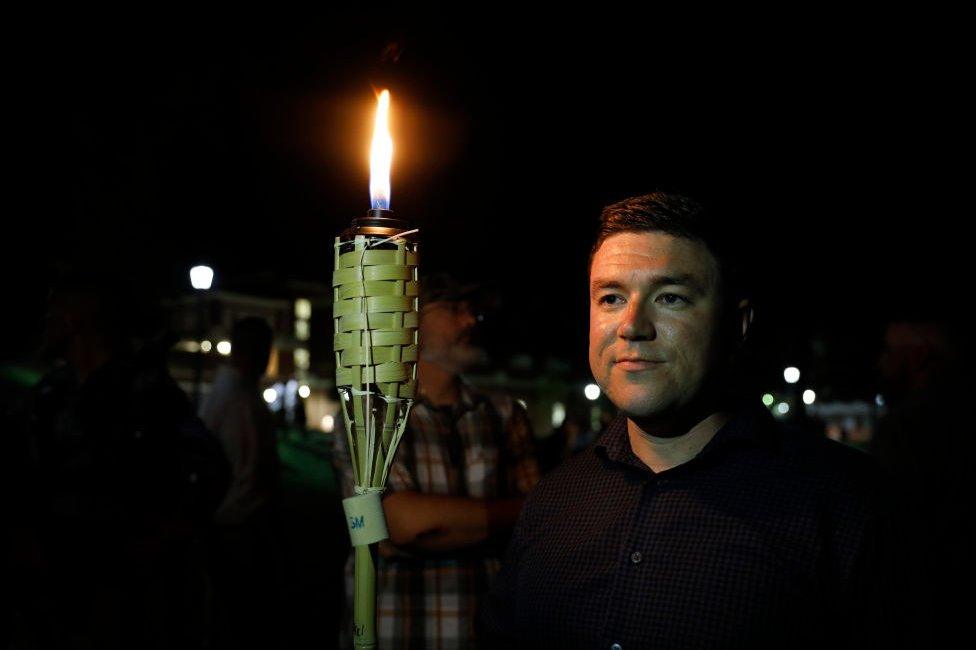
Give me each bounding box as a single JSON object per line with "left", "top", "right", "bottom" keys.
{"left": 618, "top": 302, "right": 655, "bottom": 340}
{"left": 456, "top": 304, "right": 477, "bottom": 329}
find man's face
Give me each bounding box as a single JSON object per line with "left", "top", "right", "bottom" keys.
{"left": 419, "top": 300, "right": 484, "bottom": 372}
{"left": 589, "top": 231, "right": 728, "bottom": 421}
{"left": 877, "top": 322, "right": 943, "bottom": 403}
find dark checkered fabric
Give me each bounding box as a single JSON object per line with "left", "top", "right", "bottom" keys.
{"left": 479, "top": 405, "right": 891, "bottom": 650}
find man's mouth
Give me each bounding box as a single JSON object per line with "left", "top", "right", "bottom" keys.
{"left": 614, "top": 357, "right": 664, "bottom": 371}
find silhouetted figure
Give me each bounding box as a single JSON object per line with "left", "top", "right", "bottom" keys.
{"left": 871, "top": 320, "right": 973, "bottom": 648}
{"left": 293, "top": 394, "right": 307, "bottom": 438}
{"left": 202, "top": 316, "right": 281, "bottom": 650}
{"left": 537, "top": 410, "right": 590, "bottom": 474}
{"left": 8, "top": 270, "right": 228, "bottom": 649}
{"left": 534, "top": 423, "right": 572, "bottom": 475}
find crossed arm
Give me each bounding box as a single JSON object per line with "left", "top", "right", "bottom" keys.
{"left": 381, "top": 491, "right": 526, "bottom": 553}
{"left": 333, "top": 400, "right": 540, "bottom": 557}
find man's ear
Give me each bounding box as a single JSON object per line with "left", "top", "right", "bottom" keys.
{"left": 737, "top": 298, "right": 754, "bottom": 343}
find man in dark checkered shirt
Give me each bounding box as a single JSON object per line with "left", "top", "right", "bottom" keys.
{"left": 334, "top": 275, "right": 540, "bottom": 649}
{"left": 479, "top": 193, "right": 893, "bottom": 649}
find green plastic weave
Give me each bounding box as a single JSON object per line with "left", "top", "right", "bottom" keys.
{"left": 333, "top": 234, "right": 419, "bottom": 488}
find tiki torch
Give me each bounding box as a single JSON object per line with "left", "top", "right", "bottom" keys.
{"left": 333, "top": 89, "right": 419, "bottom": 650}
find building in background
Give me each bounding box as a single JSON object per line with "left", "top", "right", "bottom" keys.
{"left": 164, "top": 282, "right": 341, "bottom": 434}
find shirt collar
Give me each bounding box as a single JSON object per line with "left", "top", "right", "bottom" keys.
{"left": 594, "top": 404, "right": 776, "bottom": 474}
{"left": 594, "top": 414, "right": 645, "bottom": 471}
{"left": 415, "top": 379, "right": 481, "bottom": 415}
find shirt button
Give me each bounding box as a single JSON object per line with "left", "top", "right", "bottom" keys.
{"left": 630, "top": 551, "right": 643, "bottom": 564}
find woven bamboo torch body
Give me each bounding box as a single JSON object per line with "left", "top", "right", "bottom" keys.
{"left": 334, "top": 215, "right": 418, "bottom": 650}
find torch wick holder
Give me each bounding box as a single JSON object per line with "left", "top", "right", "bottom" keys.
{"left": 344, "top": 209, "right": 415, "bottom": 239}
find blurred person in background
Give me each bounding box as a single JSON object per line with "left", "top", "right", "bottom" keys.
{"left": 6, "top": 267, "right": 227, "bottom": 649}
{"left": 202, "top": 316, "right": 282, "bottom": 650}
{"left": 872, "top": 318, "right": 972, "bottom": 648}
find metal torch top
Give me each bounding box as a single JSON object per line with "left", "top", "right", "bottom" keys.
{"left": 343, "top": 209, "right": 416, "bottom": 239}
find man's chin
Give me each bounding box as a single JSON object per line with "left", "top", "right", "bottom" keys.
{"left": 611, "top": 387, "right": 723, "bottom": 437}
{"left": 619, "top": 405, "right": 676, "bottom": 424}
{"left": 606, "top": 388, "right": 673, "bottom": 421}
{"left": 453, "top": 347, "right": 487, "bottom": 369}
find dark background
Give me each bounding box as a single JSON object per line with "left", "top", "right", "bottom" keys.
{"left": 6, "top": 12, "right": 967, "bottom": 398}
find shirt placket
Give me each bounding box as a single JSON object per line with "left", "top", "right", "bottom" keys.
{"left": 446, "top": 410, "right": 468, "bottom": 497}
{"left": 601, "top": 469, "right": 666, "bottom": 650}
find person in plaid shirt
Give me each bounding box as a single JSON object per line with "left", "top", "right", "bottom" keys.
{"left": 333, "top": 274, "right": 540, "bottom": 649}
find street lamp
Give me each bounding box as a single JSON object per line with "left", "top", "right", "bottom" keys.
{"left": 190, "top": 265, "right": 214, "bottom": 290}
{"left": 190, "top": 265, "right": 214, "bottom": 411}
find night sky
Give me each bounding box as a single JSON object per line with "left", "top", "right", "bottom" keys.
{"left": 8, "top": 15, "right": 966, "bottom": 396}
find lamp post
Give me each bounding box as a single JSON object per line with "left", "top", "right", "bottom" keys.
{"left": 190, "top": 265, "right": 214, "bottom": 410}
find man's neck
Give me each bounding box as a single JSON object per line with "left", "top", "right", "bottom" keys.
{"left": 417, "top": 360, "right": 461, "bottom": 407}
{"left": 627, "top": 410, "right": 732, "bottom": 473}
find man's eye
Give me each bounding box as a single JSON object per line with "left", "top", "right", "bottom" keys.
{"left": 656, "top": 293, "right": 689, "bottom": 306}
{"left": 597, "top": 294, "right": 624, "bottom": 306}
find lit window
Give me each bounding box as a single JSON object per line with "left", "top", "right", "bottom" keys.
{"left": 295, "top": 320, "right": 310, "bottom": 341}
{"left": 179, "top": 340, "right": 200, "bottom": 353}
{"left": 294, "top": 348, "right": 310, "bottom": 370}
{"left": 295, "top": 298, "right": 312, "bottom": 320}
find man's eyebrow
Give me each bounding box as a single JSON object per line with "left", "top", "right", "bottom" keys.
{"left": 590, "top": 279, "right": 625, "bottom": 292}
{"left": 654, "top": 274, "right": 705, "bottom": 293}
{"left": 590, "top": 274, "right": 706, "bottom": 294}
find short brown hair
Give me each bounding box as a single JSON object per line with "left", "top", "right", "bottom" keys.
{"left": 591, "top": 191, "right": 748, "bottom": 305}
